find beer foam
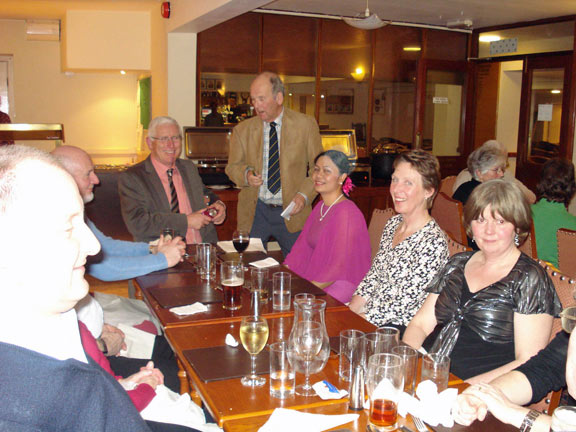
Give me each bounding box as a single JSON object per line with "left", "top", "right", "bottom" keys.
{"left": 222, "top": 278, "right": 243, "bottom": 287}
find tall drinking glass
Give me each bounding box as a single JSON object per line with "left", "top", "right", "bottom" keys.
{"left": 290, "top": 321, "right": 323, "bottom": 396}
{"left": 221, "top": 260, "right": 244, "bottom": 310}
{"left": 366, "top": 353, "right": 404, "bottom": 432}
{"left": 239, "top": 315, "right": 269, "bottom": 387}
{"left": 376, "top": 326, "right": 400, "bottom": 353}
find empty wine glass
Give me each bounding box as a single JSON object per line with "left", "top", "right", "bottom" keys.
{"left": 239, "top": 315, "right": 269, "bottom": 387}
{"left": 232, "top": 229, "right": 250, "bottom": 264}
{"left": 291, "top": 320, "right": 323, "bottom": 396}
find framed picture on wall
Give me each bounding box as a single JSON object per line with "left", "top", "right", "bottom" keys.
{"left": 215, "top": 79, "right": 224, "bottom": 91}
{"left": 201, "top": 79, "right": 207, "bottom": 90}
{"left": 206, "top": 79, "right": 215, "bottom": 90}
{"left": 325, "top": 88, "right": 354, "bottom": 115}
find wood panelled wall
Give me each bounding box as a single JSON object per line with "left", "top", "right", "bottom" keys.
{"left": 197, "top": 12, "right": 468, "bottom": 152}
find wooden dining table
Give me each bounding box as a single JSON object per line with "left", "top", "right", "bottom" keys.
{"left": 133, "top": 248, "right": 517, "bottom": 432}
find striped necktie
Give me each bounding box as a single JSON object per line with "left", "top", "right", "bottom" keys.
{"left": 166, "top": 168, "right": 179, "bottom": 213}
{"left": 267, "top": 121, "right": 280, "bottom": 195}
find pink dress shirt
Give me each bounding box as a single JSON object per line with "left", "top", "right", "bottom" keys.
{"left": 151, "top": 157, "right": 202, "bottom": 244}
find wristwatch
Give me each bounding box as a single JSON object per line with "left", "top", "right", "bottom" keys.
{"left": 96, "top": 338, "right": 109, "bottom": 355}
{"left": 520, "top": 409, "right": 541, "bottom": 432}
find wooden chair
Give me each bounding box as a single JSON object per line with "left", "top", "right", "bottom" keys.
{"left": 445, "top": 235, "right": 470, "bottom": 257}
{"left": 557, "top": 228, "right": 576, "bottom": 278}
{"left": 528, "top": 261, "right": 576, "bottom": 414}
{"left": 367, "top": 207, "right": 396, "bottom": 261}
{"left": 430, "top": 192, "right": 468, "bottom": 246}
{"left": 439, "top": 175, "right": 457, "bottom": 197}
{"left": 518, "top": 223, "right": 538, "bottom": 259}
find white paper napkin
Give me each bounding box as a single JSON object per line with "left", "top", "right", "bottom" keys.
{"left": 249, "top": 257, "right": 280, "bottom": 269}
{"left": 217, "top": 238, "right": 266, "bottom": 253}
{"left": 280, "top": 201, "right": 296, "bottom": 220}
{"left": 258, "top": 408, "right": 358, "bottom": 432}
{"left": 397, "top": 380, "right": 458, "bottom": 428}
{"left": 169, "top": 302, "right": 208, "bottom": 316}
{"left": 117, "top": 323, "right": 155, "bottom": 359}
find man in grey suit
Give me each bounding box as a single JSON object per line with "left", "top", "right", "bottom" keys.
{"left": 119, "top": 116, "right": 226, "bottom": 244}
{"left": 226, "top": 72, "right": 323, "bottom": 255}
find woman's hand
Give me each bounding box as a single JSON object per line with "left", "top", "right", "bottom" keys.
{"left": 120, "top": 361, "right": 164, "bottom": 390}
{"left": 348, "top": 295, "right": 366, "bottom": 315}
{"left": 456, "top": 383, "right": 530, "bottom": 429}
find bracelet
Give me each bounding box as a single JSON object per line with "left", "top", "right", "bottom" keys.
{"left": 520, "top": 409, "right": 541, "bottom": 432}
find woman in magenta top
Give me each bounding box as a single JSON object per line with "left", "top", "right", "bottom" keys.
{"left": 284, "top": 150, "right": 371, "bottom": 303}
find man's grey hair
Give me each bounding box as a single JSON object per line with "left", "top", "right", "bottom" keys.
{"left": 0, "top": 145, "right": 62, "bottom": 215}
{"left": 148, "top": 116, "right": 181, "bottom": 138}
{"left": 259, "top": 72, "right": 285, "bottom": 97}
{"left": 467, "top": 146, "right": 507, "bottom": 180}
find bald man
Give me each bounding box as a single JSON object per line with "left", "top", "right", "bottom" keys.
{"left": 226, "top": 72, "right": 323, "bottom": 255}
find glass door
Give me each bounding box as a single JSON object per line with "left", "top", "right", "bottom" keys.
{"left": 516, "top": 54, "right": 572, "bottom": 190}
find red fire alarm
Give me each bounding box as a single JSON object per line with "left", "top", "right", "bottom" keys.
{"left": 161, "top": 2, "right": 171, "bottom": 19}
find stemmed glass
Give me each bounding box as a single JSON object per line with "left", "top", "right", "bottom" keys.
{"left": 291, "top": 321, "right": 323, "bottom": 396}
{"left": 232, "top": 229, "right": 250, "bottom": 264}
{"left": 239, "top": 315, "right": 269, "bottom": 387}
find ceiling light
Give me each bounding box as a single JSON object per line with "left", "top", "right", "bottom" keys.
{"left": 479, "top": 35, "right": 501, "bottom": 43}
{"left": 403, "top": 46, "right": 421, "bottom": 52}
{"left": 351, "top": 67, "right": 366, "bottom": 81}
{"left": 343, "top": 0, "right": 388, "bottom": 30}
{"left": 551, "top": 89, "right": 561, "bottom": 94}
{"left": 120, "top": 70, "right": 126, "bottom": 75}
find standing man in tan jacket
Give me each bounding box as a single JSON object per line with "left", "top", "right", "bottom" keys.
{"left": 226, "top": 72, "right": 323, "bottom": 256}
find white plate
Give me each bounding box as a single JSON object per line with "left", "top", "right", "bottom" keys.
{"left": 207, "top": 185, "right": 230, "bottom": 190}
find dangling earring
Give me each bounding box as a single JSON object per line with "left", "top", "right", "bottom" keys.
{"left": 514, "top": 233, "right": 520, "bottom": 246}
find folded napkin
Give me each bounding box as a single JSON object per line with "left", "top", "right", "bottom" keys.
{"left": 397, "top": 380, "right": 458, "bottom": 428}
{"left": 169, "top": 302, "right": 208, "bottom": 316}
{"left": 258, "top": 408, "right": 358, "bottom": 432}
{"left": 249, "top": 257, "right": 280, "bottom": 269}
{"left": 280, "top": 201, "right": 296, "bottom": 220}
{"left": 117, "top": 323, "right": 155, "bottom": 359}
{"left": 217, "top": 238, "right": 266, "bottom": 253}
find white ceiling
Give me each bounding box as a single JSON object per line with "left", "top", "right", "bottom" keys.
{"left": 259, "top": 0, "right": 576, "bottom": 30}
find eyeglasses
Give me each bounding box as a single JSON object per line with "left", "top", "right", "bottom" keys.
{"left": 488, "top": 167, "right": 505, "bottom": 174}
{"left": 151, "top": 135, "right": 182, "bottom": 143}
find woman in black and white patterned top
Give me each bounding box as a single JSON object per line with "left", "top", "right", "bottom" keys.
{"left": 349, "top": 150, "right": 449, "bottom": 334}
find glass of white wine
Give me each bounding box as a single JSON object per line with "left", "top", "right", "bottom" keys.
{"left": 561, "top": 306, "right": 576, "bottom": 333}
{"left": 239, "top": 315, "right": 269, "bottom": 387}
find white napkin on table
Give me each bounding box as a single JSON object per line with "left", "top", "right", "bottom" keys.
{"left": 249, "top": 257, "right": 280, "bottom": 268}
{"left": 217, "top": 238, "right": 266, "bottom": 253}
{"left": 169, "top": 302, "right": 208, "bottom": 316}
{"left": 258, "top": 408, "right": 358, "bottom": 432}
{"left": 397, "top": 380, "right": 458, "bottom": 428}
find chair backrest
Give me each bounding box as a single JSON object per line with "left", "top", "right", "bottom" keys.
{"left": 529, "top": 261, "right": 576, "bottom": 414}
{"left": 557, "top": 228, "right": 576, "bottom": 278}
{"left": 445, "top": 235, "right": 471, "bottom": 257}
{"left": 430, "top": 192, "right": 468, "bottom": 246}
{"left": 368, "top": 207, "right": 396, "bottom": 262}
{"left": 439, "top": 175, "right": 457, "bottom": 197}
{"left": 518, "top": 223, "right": 538, "bottom": 259}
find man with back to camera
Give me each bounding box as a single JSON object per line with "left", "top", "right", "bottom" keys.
{"left": 119, "top": 116, "right": 226, "bottom": 244}
{"left": 52, "top": 145, "right": 184, "bottom": 388}
{"left": 225, "top": 72, "right": 323, "bottom": 256}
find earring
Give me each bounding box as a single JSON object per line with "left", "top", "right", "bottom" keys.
{"left": 514, "top": 233, "right": 520, "bottom": 246}
{"left": 471, "top": 237, "right": 476, "bottom": 244}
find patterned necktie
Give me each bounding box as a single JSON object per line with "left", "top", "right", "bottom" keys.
{"left": 166, "top": 169, "right": 179, "bottom": 213}
{"left": 267, "top": 121, "right": 281, "bottom": 195}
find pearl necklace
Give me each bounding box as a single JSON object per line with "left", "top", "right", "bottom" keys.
{"left": 319, "top": 193, "right": 344, "bottom": 221}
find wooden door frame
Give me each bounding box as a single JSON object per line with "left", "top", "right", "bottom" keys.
{"left": 516, "top": 53, "right": 573, "bottom": 188}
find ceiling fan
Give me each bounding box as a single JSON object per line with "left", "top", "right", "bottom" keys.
{"left": 343, "top": 0, "right": 388, "bottom": 30}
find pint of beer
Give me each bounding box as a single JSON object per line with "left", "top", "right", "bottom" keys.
{"left": 221, "top": 260, "right": 244, "bottom": 310}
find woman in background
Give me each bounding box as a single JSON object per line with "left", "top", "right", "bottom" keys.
{"left": 532, "top": 158, "right": 576, "bottom": 268}
{"left": 349, "top": 150, "right": 448, "bottom": 334}
{"left": 284, "top": 150, "right": 371, "bottom": 303}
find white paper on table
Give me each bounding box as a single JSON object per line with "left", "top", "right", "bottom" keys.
{"left": 117, "top": 323, "right": 155, "bottom": 359}
{"left": 396, "top": 380, "right": 458, "bottom": 428}
{"left": 280, "top": 201, "right": 296, "bottom": 220}
{"left": 258, "top": 408, "right": 358, "bottom": 432}
{"left": 217, "top": 238, "right": 266, "bottom": 253}
{"left": 249, "top": 257, "right": 280, "bottom": 269}
{"left": 169, "top": 302, "right": 208, "bottom": 316}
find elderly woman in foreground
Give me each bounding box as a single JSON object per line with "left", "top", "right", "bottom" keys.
{"left": 403, "top": 180, "right": 561, "bottom": 383}
{"left": 349, "top": 150, "right": 449, "bottom": 334}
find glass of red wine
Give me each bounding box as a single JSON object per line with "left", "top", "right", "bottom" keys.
{"left": 232, "top": 229, "right": 250, "bottom": 265}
